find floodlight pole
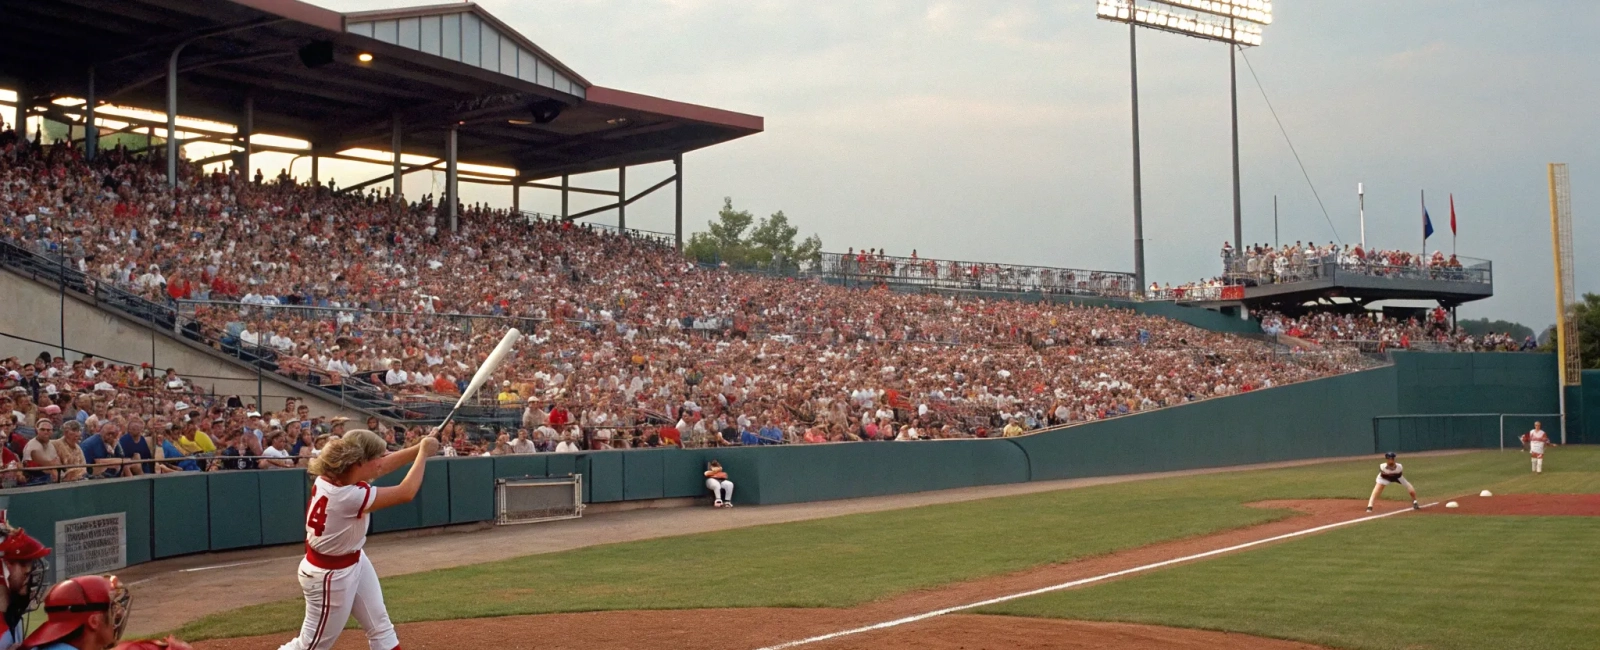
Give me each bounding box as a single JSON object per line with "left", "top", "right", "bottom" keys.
{"left": 1129, "top": 18, "right": 1146, "bottom": 295}
{"left": 1229, "top": 25, "right": 1242, "bottom": 253}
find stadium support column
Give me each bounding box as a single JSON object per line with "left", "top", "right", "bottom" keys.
{"left": 674, "top": 154, "right": 684, "bottom": 252}
{"left": 512, "top": 178, "right": 520, "bottom": 213}
{"left": 166, "top": 42, "right": 190, "bottom": 188}
{"left": 11, "top": 79, "right": 27, "bottom": 141}
{"left": 617, "top": 166, "right": 627, "bottom": 231}
{"left": 390, "top": 112, "right": 402, "bottom": 202}
{"left": 446, "top": 124, "right": 459, "bottom": 232}
{"left": 310, "top": 148, "right": 319, "bottom": 188}
{"left": 561, "top": 174, "right": 569, "bottom": 220}
{"left": 1128, "top": 19, "right": 1146, "bottom": 294}
{"left": 239, "top": 94, "right": 253, "bottom": 175}
{"left": 84, "top": 68, "right": 97, "bottom": 161}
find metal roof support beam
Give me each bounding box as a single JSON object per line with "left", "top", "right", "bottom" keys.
{"left": 511, "top": 179, "right": 520, "bottom": 213}
{"left": 238, "top": 93, "right": 253, "bottom": 174}
{"left": 84, "top": 67, "right": 97, "bottom": 161}
{"left": 521, "top": 181, "right": 617, "bottom": 197}
{"left": 561, "top": 175, "right": 569, "bottom": 220}
{"left": 446, "top": 124, "right": 459, "bottom": 233}
{"left": 674, "top": 155, "right": 683, "bottom": 252}
{"left": 166, "top": 41, "right": 186, "bottom": 188}
{"left": 310, "top": 146, "right": 319, "bottom": 188}
{"left": 617, "top": 166, "right": 626, "bottom": 231}
{"left": 562, "top": 172, "right": 677, "bottom": 223}
{"left": 13, "top": 79, "right": 31, "bottom": 141}
{"left": 390, "top": 112, "right": 402, "bottom": 202}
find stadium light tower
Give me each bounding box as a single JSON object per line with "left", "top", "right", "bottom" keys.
{"left": 1096, "top": 0, "right": 1271, "bottom": 292}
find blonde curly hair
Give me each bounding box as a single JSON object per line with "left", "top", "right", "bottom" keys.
{"left": 307, "top": 429, "right": 387, "bottom": 478}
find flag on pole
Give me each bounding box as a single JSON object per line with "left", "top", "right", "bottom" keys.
{"left": 1449, "top": 194, "right": 1457, "bottom": 235}
{"left": 1423, "top": 205, "right": 1434, "bottom": 240}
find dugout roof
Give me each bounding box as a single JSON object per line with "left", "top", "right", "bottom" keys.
{"left": 0, "top": 0, "right": 762, "bottom": 179}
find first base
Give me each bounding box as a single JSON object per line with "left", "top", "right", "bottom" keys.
{"left": 1480, "top": 490, "right": 1493, "bottom": 497}
{"left": 1446, "top": 501, "right": 1459, "bottom": 508}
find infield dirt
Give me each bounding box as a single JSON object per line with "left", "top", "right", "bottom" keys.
{"left": 1423, "top": 493, "right": 1600, "bottom": 517}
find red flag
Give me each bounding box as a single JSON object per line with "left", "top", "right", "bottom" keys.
{"left": 1449, "top": 194, "right": 1457, "bottom": 235}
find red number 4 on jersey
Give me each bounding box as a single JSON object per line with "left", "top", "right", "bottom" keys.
{"left": 307, "top": 496, "right": 329, "bottom": 537}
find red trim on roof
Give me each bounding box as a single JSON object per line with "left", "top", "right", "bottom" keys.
{"left": 229, "top": 0, "right": 344, "bottom": 32}
{"left": 586, "top": 86, "right": 763, "bottom": 133}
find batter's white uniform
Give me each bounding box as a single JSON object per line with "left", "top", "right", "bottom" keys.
{"left": 279, "top": 477, "right": 399, "bottom": 650}
{"left": 1375, "top": 462, "right": 1413, "bottom": 488}
{"left": 1522, "top": 430, "right": 1550, "bottom": 458}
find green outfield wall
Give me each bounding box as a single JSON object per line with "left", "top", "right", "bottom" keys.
{"left": 0, "top": 352, "right": 1579, "bottom": 572}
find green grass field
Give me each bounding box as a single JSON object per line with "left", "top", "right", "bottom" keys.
{"left": 178, "top": 448, "right": 1600, "bottom": 648}
{"left": 986, "top": 447, "right": 1600, "bottom": 650}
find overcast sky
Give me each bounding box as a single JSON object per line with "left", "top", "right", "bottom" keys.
{"left": 307, "top": 0, "right": 1596, "bottom": 327}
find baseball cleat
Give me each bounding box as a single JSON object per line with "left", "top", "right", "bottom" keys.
{"left": 1366, "top": 507, "right": 1373, "bottom": 513}
{"left": 1412, "top": 501, "right": 1421, "bottom": 510}
{"left": 713, "top": 500, "right": 723, "bottom": 508}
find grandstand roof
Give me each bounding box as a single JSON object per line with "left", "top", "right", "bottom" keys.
{"left": 0, "top": 0, "right": 762, "bottom": 179}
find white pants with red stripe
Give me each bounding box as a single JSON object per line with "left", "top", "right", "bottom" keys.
{"left": 279, "top": 553, "right": 398, "bottom": 650}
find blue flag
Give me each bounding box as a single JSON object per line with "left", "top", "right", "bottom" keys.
{"left": 1423, "top": 207, "right": 1434, "bottom": 240}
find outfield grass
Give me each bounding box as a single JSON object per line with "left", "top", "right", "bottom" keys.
{"left": 985, "top": 447, "right": 1600, "bottom": 650}
{"left": 176, "top": 448, "right": 1585, "bottom": 640}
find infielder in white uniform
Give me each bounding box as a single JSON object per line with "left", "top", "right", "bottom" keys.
{"left": 1520, "top": 421, "right": 1557, "bottom": 474}
{"left": 279, "top": 429, "right": 438, "bottom": 650}
{"left": 1367, "top": 452, "right": 1420, "bottom": 513}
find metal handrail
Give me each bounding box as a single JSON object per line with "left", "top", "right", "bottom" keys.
{"left": 819, "top": 252, "right": 1139, "bottom": 299}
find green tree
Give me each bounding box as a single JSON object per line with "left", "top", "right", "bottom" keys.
{"left": 1573, "top": 293, "right": 1600, "bottom": 368}
{"left": 684, "top": 198, "right": 822, "bottom": 271}
{"left": 1538, "top": 293, "right": 1600, "bottom": 368}
{"left": 1456, "top": 317, "right": 1534, "bottom": 340}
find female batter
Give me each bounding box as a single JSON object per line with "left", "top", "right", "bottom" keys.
{"left": 1366, "top": 452, "right": 1421, "bottom": 513}
{"left": 279, "top": 430, "right": 438, "bottom": 650}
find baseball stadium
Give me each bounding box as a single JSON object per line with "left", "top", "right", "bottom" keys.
{"left": 0, "top": 1, "right": 1593, "bottom": 650}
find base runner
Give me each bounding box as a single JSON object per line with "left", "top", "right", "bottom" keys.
{"left": 279, "top": 430, "right": 438, "bottom": 650}
{"left": 1366, "top": 452, "right": 1420, "bottom": 513}
{"left": 1520, "top": 421, "right": 1556, "bottom": 474}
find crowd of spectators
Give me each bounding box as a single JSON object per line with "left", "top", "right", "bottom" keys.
{"left": 0, "top": 126, "right": 1386, "bottom": 470}
{"left": 1259, "top": 308, "right": 1537, "bottom": 352}
{"left": 1222, "top": 241, "right": 1482, "bottom": 286}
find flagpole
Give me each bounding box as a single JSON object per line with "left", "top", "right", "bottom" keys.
{"left": 1421, "top": 189, "right": 1426, "bottom": 263}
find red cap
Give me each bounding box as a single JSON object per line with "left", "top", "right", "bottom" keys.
{"left": 0, "top": 528, "right": 50, "bottom": 562}
{"left": 23, "top": 576, "right": 122, "bottom": 648}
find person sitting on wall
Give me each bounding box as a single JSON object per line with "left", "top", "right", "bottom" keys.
{"left": 704, "top": 460, "right": 734, "bottom": 509}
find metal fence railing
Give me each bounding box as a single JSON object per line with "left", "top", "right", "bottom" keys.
{"left": 1223, "top": 255, "right": 1493, "bottom": 287}
{"left": 818, "top": 252, "right": 1139, "bottom": 299}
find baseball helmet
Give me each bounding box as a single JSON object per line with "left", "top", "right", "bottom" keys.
{"left": 1383, "top": 452, "right": 1397, "bottom": 459}
{"left": 0, "top": 525, "right": 52, "bottom": 613}
{"left": 21, "top": 575, "right": 131, "bottom": 649}
{"left": 114, "top": 636, "right": 194, "bottom": 650}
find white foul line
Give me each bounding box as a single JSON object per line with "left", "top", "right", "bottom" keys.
{"left": 753, "top": 503, "right": 1435, "bottom": 650}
